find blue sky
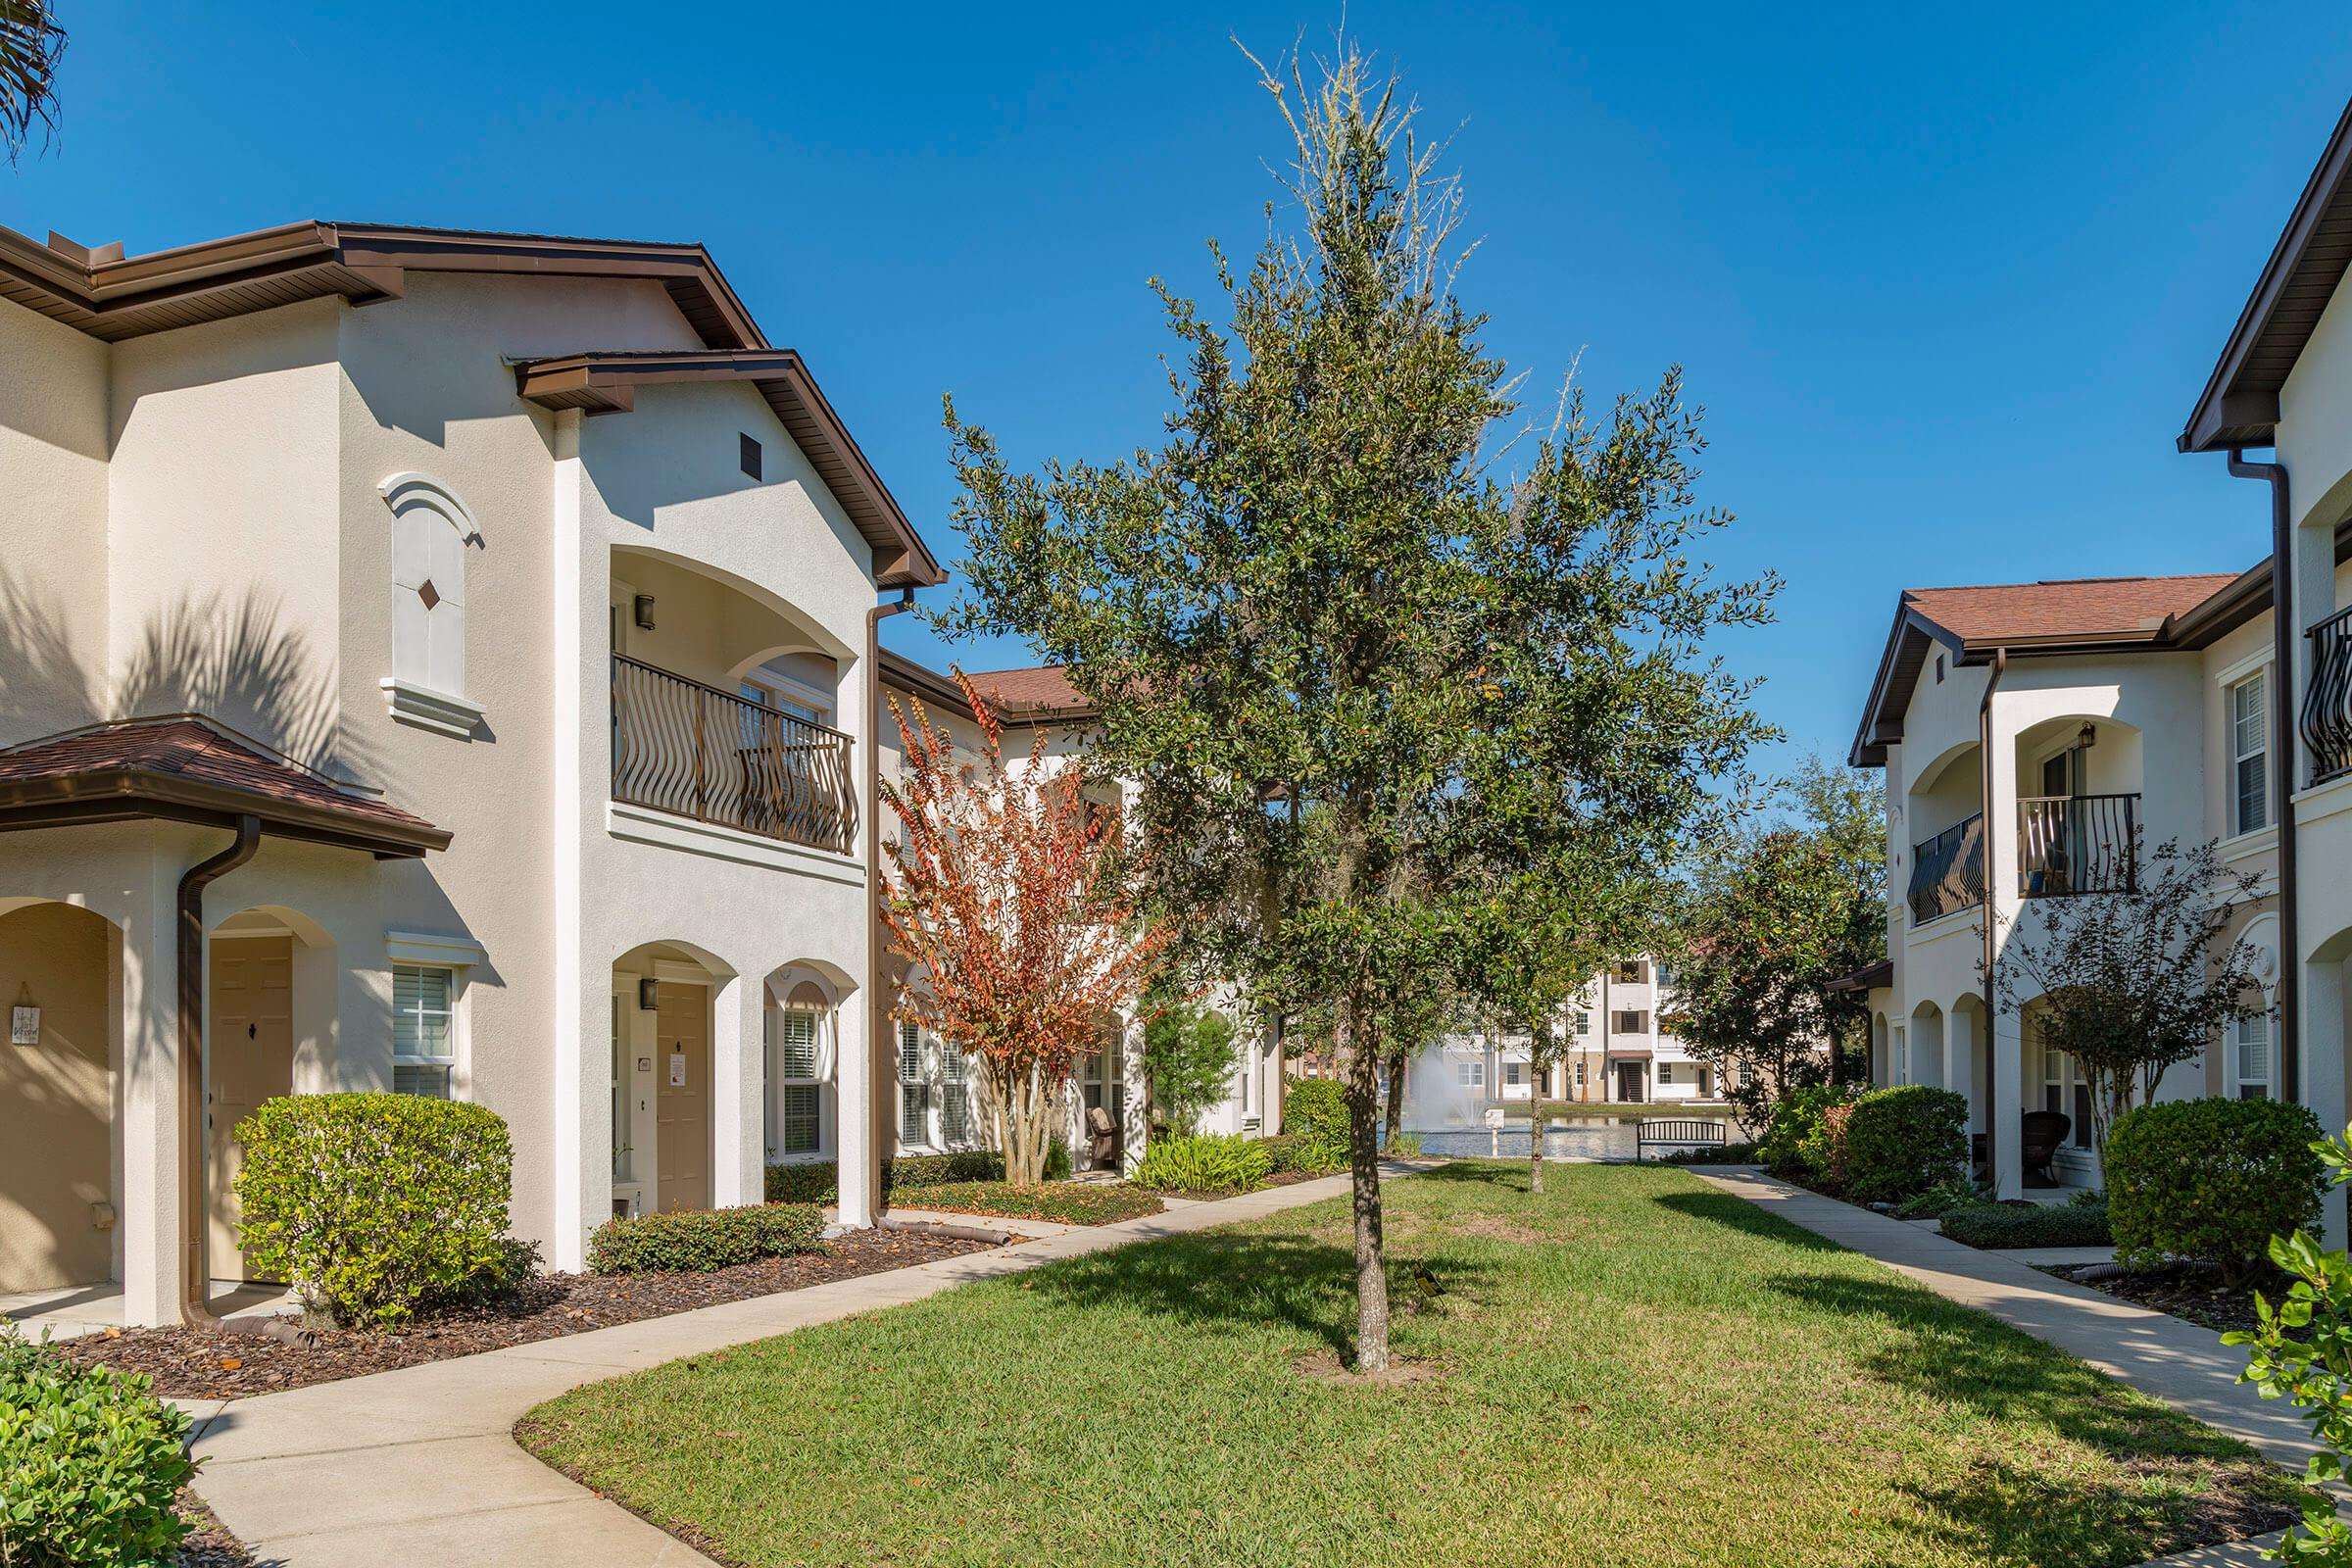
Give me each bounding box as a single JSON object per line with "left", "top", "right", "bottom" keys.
{"left": 11, "top": 3, "right": 2351, "bottom": 772}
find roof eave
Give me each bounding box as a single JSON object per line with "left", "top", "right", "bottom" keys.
{"left": 0, "top": 767, "right": 449, "bottom": 858}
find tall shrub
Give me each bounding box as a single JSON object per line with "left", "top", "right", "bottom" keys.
{"left": 2105, "top": 1098, "right": 2326, "bottom": 1284}
{"left": 1841, "top": 1086, "right": 1969, "bottom": 1203}
{"left": 1143, "top": 1003, "right": 1241, "bottom": 1135}
{"left": 235, "top": 1092, "right": 514, "bottom": 1327}
{"left": 1757, "top": 1084, "right": 1854, "bottom": 1183}
{"left": 0, "top": 1325, "right": 192, "bottom": 1567}
{"left": 1284, "top": 1079, "right": 1349, "bottom": 1172}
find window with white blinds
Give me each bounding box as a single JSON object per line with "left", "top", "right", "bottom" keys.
{"left": 777, "top": 1011, "right": 819, "bottom": 1079}
{"left": 777, "top": 1084, "right": 820, "bottom": 1153}
{"left": 938, "top": 1039, "right": 969, "bottom": 1145}
{"left": 2231, "top": 672, "right": 2270, "bottom": 836}
{"left": 899, "top": 1021, "right": 930, "bottom": 1139}
{"left": 2235, "top": 1011, "right": 2273, "bottom": 1100}
{"left": 393, "top": 964, "right": 455, "bottom": 1098}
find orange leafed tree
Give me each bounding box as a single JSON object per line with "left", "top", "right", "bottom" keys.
{"left": 879, "top": 671, "right": 1170, "bottom": 1184}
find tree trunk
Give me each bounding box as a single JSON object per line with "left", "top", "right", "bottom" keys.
{"left": 1528, "top": 1013, "right": 1548, "bottom": 1195}
{"left": 1338, "top": 996, "right": 1392, "bottom": 1373}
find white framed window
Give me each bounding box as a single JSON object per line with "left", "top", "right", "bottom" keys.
{"left": 1658, "top": 1062, "right": 1675, "bottom": 1086}
{"left": 1571, "top": 1010, "right": 1591, "bottom": 1035}
{"left": 899, "top": 1021, "right": 931, "bottom": 1143}
{"left": 394, "top": 963, "right": 456, "bottom": 1098}
{"left": 1455, "top": 1059, "right": 1486, "bottom": 1089}
{"left": 379, "top": 473, "right": 483, "bottom": 737}
{"left": 740, "top": 667, "right": 833, "bottom": 728}
{"left": 2230, "top": 671, "right": 2269, "bottom": 836}
{"left": 1240, "top": 1045, "right": 1254, "bottom": 1115}
{"left": 939, "top": 1039, "right": 971, "bottom": 1146}
{"left": 2040, "top": 1044, "right": 2094, "bottom": 1151}
{"left": 771, "top": 1010, "right": 822, "bottom": 1154}
{"left": 2234, "top": 1010, "right": 2273, "bottom": 1101}
{"left": 1892, "top": 1024, "right": 1909, "bottom": 1086}
{"left": 1502, "top": 1061, "right": 1527, "bottom": 1087}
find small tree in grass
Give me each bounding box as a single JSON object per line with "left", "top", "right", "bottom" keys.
{"left": 1143, "top": 998, "right": 1241, "bottom": 1135}
{"left": 938, "top": 41, "right": 1772, "bottom": 1368}
{"left": 880, "top": 673, "right": 1171, "bottom": 1184}
{"left": 1995, "top": 838, "right": 2267, "bottom": 1160}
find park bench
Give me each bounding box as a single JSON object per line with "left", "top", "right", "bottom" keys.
{"left": 1636, "top": 1119, "right": 1727, "bottom": 1160}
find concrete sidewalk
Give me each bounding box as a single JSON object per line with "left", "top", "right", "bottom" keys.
{"left": 1690, "top": 1168, "right": 2320, "bottom": 1471}
{"left": 184, "top": 1169, "right": 1396, "bottom": 1567}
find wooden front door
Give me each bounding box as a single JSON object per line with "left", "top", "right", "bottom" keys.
{"left": 656, "top": 981, "right": 710, "bottom": 1212}
{"left": 209, "top": 936, "right": 293, "bottom": 1281}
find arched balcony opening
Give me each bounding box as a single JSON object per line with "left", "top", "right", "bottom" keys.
{"left": 2012, "top": 715, "right": 2142, "bottom": 901}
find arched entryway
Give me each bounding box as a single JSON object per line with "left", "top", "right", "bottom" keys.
{"left": 612, "top": 942, "right": 734, "bottom": 1215}
{"left": 0, "top": 901, "right": 118, "bottom": 1298}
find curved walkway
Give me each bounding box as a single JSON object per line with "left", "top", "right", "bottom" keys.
{"left": 181, "top": 1169, "right": 1405, "bottom": 1568}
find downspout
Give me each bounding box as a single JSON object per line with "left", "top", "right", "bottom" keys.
{"left": 1979, "top": 649, "right": 2007, "bottom": 1190}
{"left": 178, "top": 815, "right": 259, "bottom": 1328}
{"left": 864, "top": 589, "right": 915, "bottom": 1218}
{"left": 2227, "top": 450, "right": 2301, "bottom": 1104}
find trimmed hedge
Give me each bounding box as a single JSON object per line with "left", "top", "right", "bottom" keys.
{"left": 1283, "top": 1079, "right": 1350, "bottom": 1171}
{"left": 1758, "top": 1085, "right": 1856, "bottom": 1183}
{"left": 0, "top": 1324, "right": 193, "bottom": 1566}
{"left": 1657, "top": 1140, "right": 1763, "bottom": 1165}
{"left": 1134, "top": 1133, "right": 1272, "bottom": 1195}
{"left": 586, "top": 1203, "right": 826, "bottom": 1275}
{"left": 764, "top": 1146, "right": 1070, "bottom": 1204}
{"left": 2106, "top": 1098, "right": 2328, "bottom": 1283}
{"left": 1258, "top": 1133, "right": 1312, "bottom": 1174}
{"left": 234, "top": 1092, "right": 514, "bottom": 1327}
{"left": 1940, "top": 1197, "right": 2112, "bottom": 1250}
{"left": 1841, "top": 1086, "right": 1970, "bottom": 1203}
{"left": 886, "top": 1182, "right": 1163, "bottom": 1226}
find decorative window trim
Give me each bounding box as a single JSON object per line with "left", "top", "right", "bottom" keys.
{"left": 385, "top": 929, "right": 487, "bottom": 967}
{"left": 2227, "top": 668, "right": 2271, "bottom": 839}
{"left": 380, "top": 676, "right": 484, "bottom": 741}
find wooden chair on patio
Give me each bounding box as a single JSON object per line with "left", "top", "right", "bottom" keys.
{"left": 2019, "top": 1110, "right": 2070, "bottom": 1189}
{"left": 1085, "top": 1105, "right": 1120, "bottom": 1169}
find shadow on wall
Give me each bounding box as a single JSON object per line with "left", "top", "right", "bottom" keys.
{"left": 0, "top": 567, "right": 374, "bottom": 784}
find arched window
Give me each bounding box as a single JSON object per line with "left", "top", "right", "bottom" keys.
{"left": 378, "top": 472, "right": 483, "bottom": 738}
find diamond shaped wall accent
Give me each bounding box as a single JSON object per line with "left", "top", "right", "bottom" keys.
{"left": 416, "top": 579, "right": 441, "bottom": 611}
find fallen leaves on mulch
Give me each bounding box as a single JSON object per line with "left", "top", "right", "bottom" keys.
{"left": 174, "top": 1489, "right": 257, "bottom": 1567}
{"left": 59, "top": 1228, "right": 995, "bottom": 1400}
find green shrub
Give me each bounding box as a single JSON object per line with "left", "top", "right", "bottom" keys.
{"left": 1284, "top": 1079, "right": 1350, "bottom": 1170}
{"left": 234, "top": 1092, "right": 514, "bottom": 1327}
{"left": 419, "top": 1235, "right": 543, "bottom": 1312}
{"left": 1135, "top": 1133, "right": 1272, "bottom": 1195}
{"left": 586, "top": 1203, "right": 826, "bottom": 1274}
{"left": 1892, "top": 1177, "right": 1982, "bottom": 1220}
{"left": 1258, "top": 1133, "right": 1309, "bottom": 1174}
{"left": 1939, "top": 1197, "right": 2111, "bottom": 1250}
{"left": 885, "top": 1182, "right": 1164, "bottom": 1226}
{"left": 1387, "top": 1130, "right": 1424, "bottom": 1157}
{"left": 1756, "top": 1085, "right": 1856, "bottom": 1183}
{"left": 1657, "top": 1139, "right": 1762, "bottom": 1165}
{"left": 763, "top": 1146, "right": 1069, "bottom": 1204}
{"left": 1143, "top": 1004, "right": 1241, "bottom": 1135}
{"left": 2106, "top": 1098, "right": 2327, "bottom": 1284}
{"left": 0, "top": 1323, "right": 193, "bottom": 1566}
{"left": 1841, "top": 1086, "right": 1970, "bottom": 1204}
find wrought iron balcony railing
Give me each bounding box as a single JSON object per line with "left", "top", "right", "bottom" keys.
{"left": 1907, "top": 811, "right": 1984, "bottom": 925}
{"left": 2016, "top": 793, "right": 2136, "bottom": 898}
{"left": 2303, "top": 604, "right": 2352, "bottom": 786}
{"left": 611, "top": 654, "right": 857, "bottom": 856}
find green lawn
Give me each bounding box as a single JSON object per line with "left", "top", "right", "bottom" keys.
{"left": 517, "top": 1162, "right": 2306, "bottom": 1567}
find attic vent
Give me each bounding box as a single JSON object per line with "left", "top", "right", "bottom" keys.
{"left": 1935, "top": 655, "right": 1944, "bottom": 684}
{"left": 740, "top": 432, "right": 761, "bottom": 480}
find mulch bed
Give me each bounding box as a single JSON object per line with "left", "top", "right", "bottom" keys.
{"left": 175, "top": 1490, "right": 258, "bottom": 1567}
{"left": 2039, "top": 1262, "right": 2286, "bottom": 1338}
{"left": 61, "top": 1228, "right": 995, "bottom": 1400}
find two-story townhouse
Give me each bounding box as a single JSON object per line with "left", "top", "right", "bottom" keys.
{"left": 2177, "top": 97, "right": 2352, "bottom": 1241}
{"left": 866, "top": 654, "right": 1287, "bottom": 1175}
{"left": 1850, "top": 571, "right": 2289, "bottom": 1197}
{"left": 0, "top": 219, "right": 944, "bottom": 1327}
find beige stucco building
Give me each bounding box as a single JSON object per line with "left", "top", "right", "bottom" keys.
{"left": 0, "top": 220, "right": 944, "bottom": 1324}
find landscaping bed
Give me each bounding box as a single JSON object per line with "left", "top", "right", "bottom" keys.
{"left": 57, "top": 1227, "right": 993, "bottom": 1399}
{"left": 885, "top": 1181, "right": 1163, "bottom": 1226}
{"left": 174, "top": 1490, "right": 259, "bottom": 1568}
{"left": 2039, "top": 1263, "right": 2278, "bottom": 1338}
{"left": 520, "top": 1161, "right": 2310, "bottom": 1567}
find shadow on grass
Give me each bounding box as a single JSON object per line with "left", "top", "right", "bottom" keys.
{"left": 1648, "top": 1189, "right": 1847, "bottom": 1253}
{"left": 1018, "top": 1229, "right": 1494, "bottom": 1362}
{"left": 1408, "top": 1161, "right": 1526, "bottom": 1189}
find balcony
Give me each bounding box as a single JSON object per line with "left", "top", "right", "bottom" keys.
{"left": 2304, "top": 605, "right": 2352, "bottom": 786}
{"left": 611, "top": 655, "right": 857, "bottom": 856}
{"left": 2016, "top": 794, "right": 2136, "bottom": 898}
{"left": 1907, "top": 812, "right": 1984, "bottom": 925}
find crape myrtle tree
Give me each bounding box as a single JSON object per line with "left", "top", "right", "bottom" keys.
{"left": 1995, "top": 838, "right": 2268, "bottom": 1160}
{"left": 939, "top": 42, "right": 1773, "bottom": 1370}
{"left": 879, "top": 672, "right": 1172, "bottom": 1184}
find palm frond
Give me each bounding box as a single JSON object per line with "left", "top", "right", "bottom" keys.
{"left": 0, "top": 0, "right": 66, "bottom": 165}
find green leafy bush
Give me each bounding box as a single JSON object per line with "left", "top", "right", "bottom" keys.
{"left": 1757, "top": 1085, "right": 1857, "bottom": 1184}
{"left": 886, "top": 1182, "right": 1163, "bottom": 1226}
{"left": 234, "top": 1092, "right": 514, "bottom": 1327}
{"left": 1841, "top": 1086, "right": 1970, "bottom": 1204}
{"left": 1283, "top": 1079, "right": 1350, "bottom": 1171}
{"left": 1258, "top": 1133, "right": 1309, "bottom": 1173}
{"left": 2106, "top": 1098, "right": 2327, "bottom": 1284}
{"left": 587, "top": 1203, "right": 826, "bottom": 1274}
{"left": 1135, "top": 1133, "right": 1272, "bottom": 1195}
{"left": 419, "top": 1235, "right": 543, "bottom": 1312}
{"left": 1143, "top": 1003, "right": 1241, "bottom": 1135}
{"left": 0, "top": 1324, "right": 193, "bottom": 1566}
{"left": 1657, "top": 1140, "right": 1763, "bottom": 1164}
{"left": 2228, "top": 1126, "right": 2352, "bottom": 1560}
{"left": 1939, "top": 1197, "right": 2111, "bottom": 1250}
{"left": 764, "top": 1146, "right": 1070, "bottom": 1204}
{"left": 1892, "top": 1177, "right": 1981, "bottom": 1220}
{"left": 1387, "top": 1130, "right": 1424, "bottom": 1157}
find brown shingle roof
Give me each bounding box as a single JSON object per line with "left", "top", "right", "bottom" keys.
{"left": 1902, "top": 575, "right": 2239, "bottom": 644}
{"left": 962, "top": 665, "right": 1089, "bottom": 718}
{"left": 0, "top": 717, "right": 448, "bottom": 857}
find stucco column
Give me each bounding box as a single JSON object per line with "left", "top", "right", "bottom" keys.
{"left": 1120, "top": 1010, "right": 1148, "bottom": 1172}
{"left": 834, "top": 981, "right": 876, "bottom": 1228}
{"left": 711, "top": 974, "right": 760, "bottom": 1208}
{"left": 1943, "top": 1006, "right": 1972, "bottom": 1119}
{"left": 548, "top": 409, "right": 595, "bottom": 1271}
{"left": 2305, "top": 954, "right": 2349, "bottom": 1248}
{"left": 113, "top": 841, "right": 182, "bottom": 1325}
